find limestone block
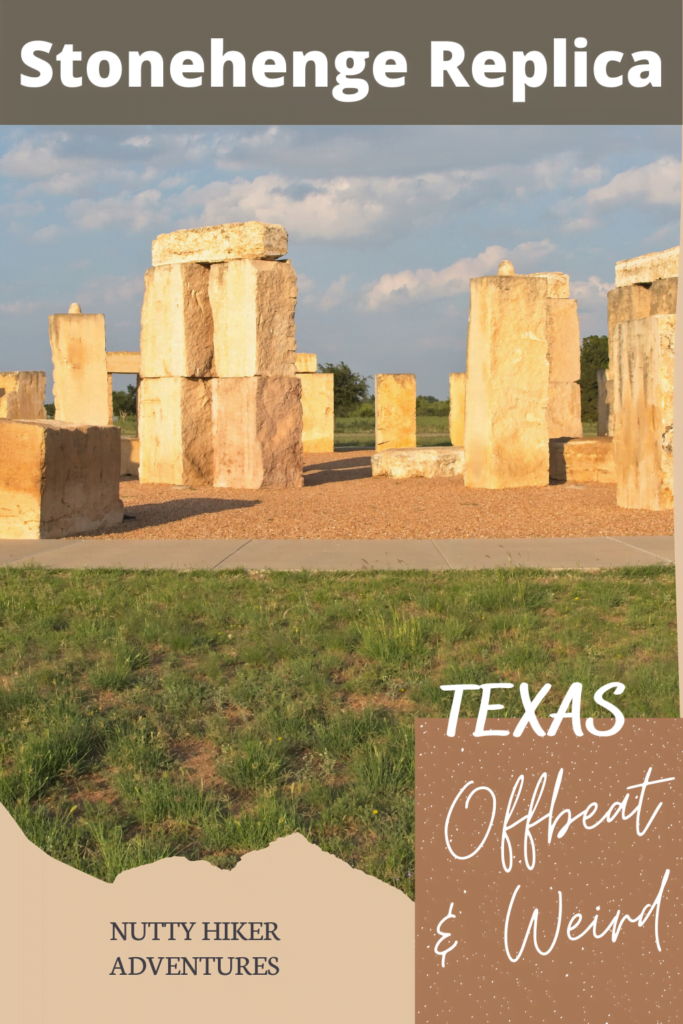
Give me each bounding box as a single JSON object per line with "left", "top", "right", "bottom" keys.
{"left": 140, "top": 264, "right": 214, "bottom": 379}
{"left": 596, "top": 369, "right": 611, "bottom": 437}
{"left": 212, "top": 377, "right": 303, "bottom": 489}
{"left": 449, "top": 373, "right": 465, "bottom": 447}
{"left": 529, "top": 272, "right": 570, "bottom": 299}
{"left": 549, "top": 437, "right": 616, "bottom": 484}
{"left": 209, "top": 260, "right": 297, "bottom": 377}
{"left": 138, "top": 377, "right": 212, "bottom": 486}
{"left": 464, "top": 274, "right": 549, "bottom": 489}
{"left": 547, "top": 382, "right": 582, "bottom": 439}
{"left": 121, "top": 437, "right": 139, "bottom": 478}
{"left": 547, "top": 299, "right": 580, "bottom": 382}
{"left": 371, "top": 447, "right": 464, "bottom": 480}
{"left": 49, "top": 313, "right": 109, "bottom": 425}
{"left": 296, "top": 352, "right": 317, "bottom": 373}
{"left": 650, "top": 276, "right": 678, "bottom": 316}
{"left": 0, "top": 372, "right": 46, "bottom": 419}
{"left": 298, "top": 372, "right": 334, "bottom": 453}
{"left": 375, "top": 374, "right": 416, "bottom": 451}
{"left": 0, "top": 419, "right": 123, "bottom": 539}
{"left": 613, "top": 314, "right": 674, "bottom": 510}
{"left": 152, "top": 222, "right": 288, "bottom": 266}
{"left": 607, "top": 284, "right": 651, "bottom": 354}
{"left": 106, "top": 351, "right": 140, "bottom": 374}
{"left": 615, "top": 246, "right": 679, "bottom": 288}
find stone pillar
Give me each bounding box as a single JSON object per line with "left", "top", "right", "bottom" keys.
{"left": 375, "top": 374, "right": 416, "bottom": 451}
{"left": 596, "top": 369, "right": 611, "bottom": 436}
{"left": 295, "top": 353, "right": 334, "bottom": 453}
{"left": 49, "top": 307, "right": 109, "bottom": 425}
{"left": 138, "top": 377, "right": 213, "bottom": 486}
{"left": 546, "top": 297, "right": 581, "bottom": 438}
{"left": 464, "top": 263, "right": 549, "bottom": 488}
{"left": 449, "top": 373, "right": 465, "bottom": 447}
{"left": 607, "top": 246, "right": 678, "bottom": 436}
{"left": 613, "top": 313, "right": 674, "bottom": 510}
{"left": 208, "top": 259, "right": 297, "bottom": 377}
{"left": 140, "top": 264, "right": 214, "bottom": 378}
{"left": 0, "top": 419, "right": 123, "bottom": 538}
{"left": 212, "top": 376, "right": 303, "bottom": 488}
{"left": 0, "top": 372, "right": 46, "bottom": 419}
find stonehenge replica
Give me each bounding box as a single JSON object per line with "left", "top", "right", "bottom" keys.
{"left": 0, "top": 217, "right": 677, "bottom": 538}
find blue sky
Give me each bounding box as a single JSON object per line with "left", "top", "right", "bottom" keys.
{"left": 0, "top": 124, "right": 679, "bottom": 399}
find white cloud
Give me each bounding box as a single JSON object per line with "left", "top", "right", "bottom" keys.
{"left": 0, "top": 300, "right": 41, "bottom": 314}
{"left": 318, "top": 274, "right": 351, "bottom": 311}
{"left": 67, "top": 189, "right": 163, "bottom": 231}
{"left": 561, "top": 156, "right": 681, "bottom": 231}
{"left": 32, "top": 223, "right": 59, "bottom": 241}
{"left": 363, "top": 240, "right": 556, "bottom": 309}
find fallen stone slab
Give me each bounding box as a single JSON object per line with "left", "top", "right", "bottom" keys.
{"left": 0, "top": 371, "right": 46, "bottom": 419}
{"left": 152, "top": 221, "right": 288, "bottom": 266}
{"left": 549, "top": 436, "right": 616, "bottom": 484}
{"left": 0, "top": 419, "right": 123, "bottom": 539}
{"left": 371, "top": 447, "right": 464, "bottom": 480}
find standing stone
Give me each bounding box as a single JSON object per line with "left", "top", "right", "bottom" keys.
{"left": 449, "top": 373, "right": 465, "bottom": 447}
{"left": 140, "top": 264, "right": 214, "bottom": 379}
{"left": 212, "top": 377, "right": 303, "bottom": 489}
{"left": 295, "top": 352, "right": 318, "bottom": 373}
{"left": 298, "top": 373, "right": 334, "bottom": 453}
{"left": 546, "top": 297, "right": 581, "bottom": 438}
{"left": 49, "top": 312, "right": 109, "bottom": 425}
{"left": 613, "top": 313, "right": 674, "bottom": 510}
{"left": 138, "top": 377, "right": 213, "bottom": 486}
{"left": 596, "top": 369, "right": 611, "bottom": 436}
{"left": 464, "top": 266, "right": 549, "bottom": 488}
{"left": 0, "top": 419, "right": 123, "bottom": 539}
{"left": 375, "top": 375, "right": 416, "bottom": 451}
{"left": 0, "top": 372, "right": 46, "bottom": 419}
{"left": 209, "top": 259, "right": 297, "bottom": 377}
{"left": 152, "top": 222, "right": 288, "bottom": 266}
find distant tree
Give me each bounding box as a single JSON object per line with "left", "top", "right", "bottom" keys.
{"left": 579, "top": 335, "right": 609, "bottom": 422}
{"left": 417, "top": 395, "right": 450, "bottom": 417}
{"left": 318, "top": 361, "right": 370, "bottom": 413}
{"left": 112, "top": 383, "right": 138, "bottom": 420}
{"left": 44, "top": 402, "right": 55, "bottom": 419}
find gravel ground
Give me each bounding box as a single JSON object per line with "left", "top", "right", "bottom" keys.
{"left": 84, "top": 452, "right": 675, "bottom": 540}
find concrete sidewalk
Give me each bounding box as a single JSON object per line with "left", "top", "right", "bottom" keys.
{"left": 0, "top": 536, "right": 674, "bottom": 571}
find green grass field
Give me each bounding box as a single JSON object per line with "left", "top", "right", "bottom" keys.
{"left": 0, "top": 565, "right": 677, "bottom": 896}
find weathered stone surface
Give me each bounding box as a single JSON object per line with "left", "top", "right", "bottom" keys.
{"left": 0, "top": 419, "right": 123, "bottom": 539}
{"left": 547, "top": 382, "right": 582, "bottom": 438}
{"left": 449, "top": 373, "right": 465, "bottom": 447}
{"left": 650, "top": 276, "right": 678, "bottom": 316}
{"left": 375, "top": 374, "right": 416, "bottom": 451}
{"left": 464, "top": 274, "right": 549, "bottom": 488}
{"left": 613, "top": 314, "right": 674, "bottom": 510}
{"left": 209, "top": 260, "right": 297, "bottom": 377}
{"left": 138, "top": 377, "right": 212, "bottom": 486}
{"left": 295, "top": 352, "right": 317, "bottom": 374}
{"left": 152, "top": 222, "right": 288, "bottom": 266}
{"left": 607, "top": 284, "right": 651, "bottom": 343}
{"left": 0, "top": 372, "right": 46, "bottom": 419}
{"left": 49, "top": 313, "right": 109, "bottom": 425}
{"left": 140, "top": 264, "right": 214, "bottom": 379}
{"left": 106, "top": 351, "right": 140, "bottom": 374}
{"left": 298, "top": 372, "right": 334, "bottom": 453}
{"left": 371, "top": 446, "right": 464, "bottom": 480}
{"left": 212, "top": 377, "right": 303, "bottom": 489}
{"left": 121, "top": 437, "right": 139, "bottom": 478}
{"left": 596, "top": 368, "right": 611, "bottom": 437}
{"left": 549, "top": 437, "right": 616, "bottom": 484}
{"left": 547, "top": 298, "right": 580, "bottom": 382}
{"left": 529, "top": 272, "right": 570, "bottom": 299}
{"left": 615, "top": 246, "right": 679, "bottom": 288}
